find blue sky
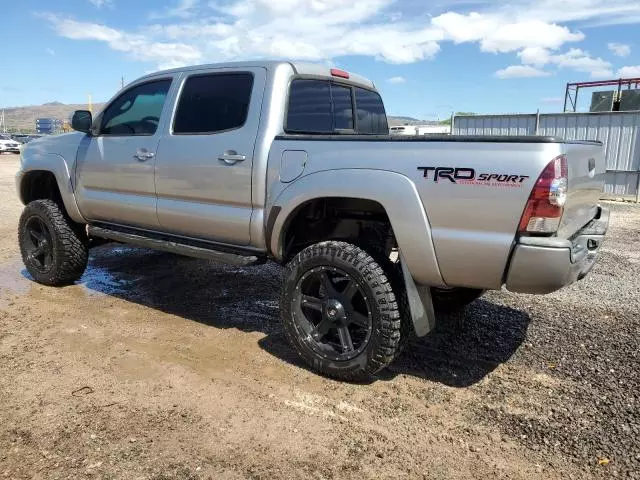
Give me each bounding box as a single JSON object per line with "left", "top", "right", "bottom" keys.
{"left": 1, "top": 0, "right": 640, "bottom": 119}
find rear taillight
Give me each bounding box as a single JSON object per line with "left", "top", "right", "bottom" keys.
{"left": 518, "top": 154, "right": 568, "bottom": 234}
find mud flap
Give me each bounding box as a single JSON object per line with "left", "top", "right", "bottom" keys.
{"left": 400, "top": 254, "right": 436, "bottom": 337}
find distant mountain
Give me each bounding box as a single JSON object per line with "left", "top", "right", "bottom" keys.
{"left": 2, "top": 102, "right": 435, "bottom": 132}
{"left": 387, "top": 116, "right": 442, "bottom": 126}
{"left": 1, "top": 102, "right": 105, "bottom": 132}
{"left": 388, "top": 116, "right": 421, "bottom": 124}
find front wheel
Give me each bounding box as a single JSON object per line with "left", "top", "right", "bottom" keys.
{"left": 18, "top": 199, "right": 88, "bottom": 286}
{"left": 280, "top": 241, "right": 404, "bottom": 381}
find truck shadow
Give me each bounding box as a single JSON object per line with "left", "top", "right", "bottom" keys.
{"left": 33, "top": 246, "right": 529, "bottom": 388}
{"left": 259, "top": 300, "right": 530, "bottom": 388}
{"left": 382, "top": 301, "right": 530, "bottom": 387}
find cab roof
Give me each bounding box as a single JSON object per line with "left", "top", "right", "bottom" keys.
{"left": 139, "top": 60, "right": 376, "bottom": 90}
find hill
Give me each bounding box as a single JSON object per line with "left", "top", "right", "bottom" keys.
{"left": 1, "top": 102, "right": 105, "bottom": 132}
{"left": 2, "top": 101, "right": 430, "bottom": 132}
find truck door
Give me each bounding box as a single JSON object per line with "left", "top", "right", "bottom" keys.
{"left": 75, "top": 77, "right": 175, "bottom": 229}
{"left": 154, "top": 67, "right": 266, "bottom": 245}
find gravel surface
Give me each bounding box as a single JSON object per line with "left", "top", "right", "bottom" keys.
{"left": 0, "top": 152, "right": 638, "bottom": 479}
{"left": 472, "top": 201, "right": 640, "bottom": 478}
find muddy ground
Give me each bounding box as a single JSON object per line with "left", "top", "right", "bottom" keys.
{"left": 0, "top": 152, "right": 638, "bottom": 479}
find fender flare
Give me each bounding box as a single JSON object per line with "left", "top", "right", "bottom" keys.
{"left": 17, "top": 153, "right": 86, "bottom": 224}
{"left": 268, "top": 168, "right": 445, "bottom": 287}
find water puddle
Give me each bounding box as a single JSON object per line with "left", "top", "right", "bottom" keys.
{"left": 0, "top": 258, "right": 33, "bottom": 307}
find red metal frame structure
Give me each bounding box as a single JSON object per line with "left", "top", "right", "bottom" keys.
{"left": 563, "top": 77, "right": 640, "bottom": 112}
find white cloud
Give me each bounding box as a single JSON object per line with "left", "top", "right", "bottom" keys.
{"left": 39, "top": 0, "right": 640, "bottom": 76}
{"left": 540, "top": 97, "right": 563, "bottom": 104}
{"left": 150, "top": 0, "right": 198, "bottom": 19}
{"left": 517, "top": 47, "right": 551, "bottom": 67}
{"left": 432, "top": 12, "right": 583, "bottom": 53}
{"left": 89, "top": 0, "right": 113, "bottom": 7}
{"left": 509, "top": 0, "right": 640, "bottom": 26}
{"left": 608, "top": 42, "right": 631, "bottom": 57}
{"left": 617, "top": 65, "right": 640, "bottom": 77}
{"left": 387, "top": 76, "right": 406, "bottom": 84}
{"left": 496, "top": 65, "right": 551, "bottom": 79}
{"left": 519, "top": 47, "right": 613, "bottom": 78}
{"left": 550, "top": 49, "right": 612, "bottom": 78}
{"left": 42, "top": 14, "right": 202, "bottom": 67}
{"left": 43, "top": 1, "right": 443, "bottom": 66}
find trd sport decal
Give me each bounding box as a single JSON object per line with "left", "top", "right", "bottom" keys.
{"left": 417, "top": 167, "right": 529, "bottom": 186}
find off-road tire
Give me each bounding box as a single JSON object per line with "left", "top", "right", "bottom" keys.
{"left": 281, "top": 241, "right": 403, "bottom": 381}
{"left": 431, "top": 287, "right": 484, "bottom": 313}
{"left": 355, "top": 240, "right": 413, "bottom": 357}
{"left": 19, "top": 199, "right": 88, "bottom": 286}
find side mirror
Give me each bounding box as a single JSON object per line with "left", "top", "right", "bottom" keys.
{"left": 71, "top": 110, "right": 93, "bottom": 134}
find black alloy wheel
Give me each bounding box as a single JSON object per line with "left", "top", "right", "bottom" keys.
{"left": 292, "top": 266, "right": 373, "bottom": 362}
{"left": 281, "top": 241, "right": 405, "bottom": 381}
{"left": 23, "top": 216, "right": 54, "bottom": 274}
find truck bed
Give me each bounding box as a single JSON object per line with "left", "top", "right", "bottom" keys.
{"left": 270, "top": 133, "right": 606, "bottom": 290}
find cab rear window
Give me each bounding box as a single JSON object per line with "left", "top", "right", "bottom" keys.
{"left": 286, "top": 79, "right": 387, "bottom": 134}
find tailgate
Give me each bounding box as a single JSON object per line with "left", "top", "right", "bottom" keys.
{"left": 559, "top": 141, "right": 606, "bottom": 237}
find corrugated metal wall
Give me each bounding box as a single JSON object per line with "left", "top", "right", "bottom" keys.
{"left": 453, "top": 112, "right": 640, "bottom": 201}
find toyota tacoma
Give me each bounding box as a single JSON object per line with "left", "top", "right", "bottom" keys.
{"left": 16, "top": 61, "right": 609, "bottom": 380}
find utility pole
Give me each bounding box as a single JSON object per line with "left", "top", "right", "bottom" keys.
{"left": 0, "top": 110, "right": 5, "bottom": 133}
{"left": 88, "top": 94, "right": 93, "bottom": 114}
{"left": 121, "top": 76, "right": 124, "bottom": 89}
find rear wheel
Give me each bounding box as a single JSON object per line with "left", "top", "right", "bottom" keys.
{"left": 281, "top": 241, "right": 403, "bottom": 381}
{"left": 18, "top": 200, "right": 88, "bottom": 286}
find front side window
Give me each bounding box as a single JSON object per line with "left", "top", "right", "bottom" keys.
{"left": 100, "top": 79, "right": 171, "bottom": 136}
{"left": 173, "top": 73, "right": 254, "bottom": 134}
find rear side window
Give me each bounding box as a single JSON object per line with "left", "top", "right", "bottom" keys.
{"left": 286, "top": 79, "right": 386, "bottom": 134}
{"left": 173, "top": 73, "right": 253, "bottom": 134}
{"left": 286, "top": 80, "right": 333, "bottom": 133}
{"left": 355, "top": 88, "right": 388, "bottom": 134}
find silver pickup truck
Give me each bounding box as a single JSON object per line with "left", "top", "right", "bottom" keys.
{"left": 16, "top": 61, "right": 609, "bottom": 380}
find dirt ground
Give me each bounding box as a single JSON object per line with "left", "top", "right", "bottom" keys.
{"left": 0, "top": 152, "right": 637, "bottom": 479}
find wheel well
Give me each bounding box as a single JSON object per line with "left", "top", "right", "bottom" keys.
{"left": 281, "top": 197, "right": 395, "bottom": 262}
{"left": 21, "top": 171, "right": 63, "bottom": 206}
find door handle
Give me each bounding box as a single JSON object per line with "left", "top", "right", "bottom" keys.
{"left": 218, "top": 151, "right": 246, "bottom": 165}
{"left": 133, "top": 149, "right": 155, "bottom": 161}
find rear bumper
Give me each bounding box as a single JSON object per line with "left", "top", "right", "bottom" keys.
{"left": 505, "top": 206, "right": 609, "bottom": 294}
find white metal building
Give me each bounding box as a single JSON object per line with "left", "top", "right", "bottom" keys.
{"left": 453, "top": 111, "right": 640, "bottom": 202}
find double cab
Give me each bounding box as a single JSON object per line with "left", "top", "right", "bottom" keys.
{"left": 16, "top": 61, "right": 609, "bottom": 380}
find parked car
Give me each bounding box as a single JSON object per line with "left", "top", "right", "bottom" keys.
{"left": 0, "top": 135, "right": 20, "bottom": 153}
{"left": 389, "top": 125, "right": 417, "bottom": 135}
{"left": 390, "top": 125, "right": 451, "bottom": 135}
{"left": 11, "top": 134, "right": 33, "bottom": 144}
{"left": 15, "top": 61, "right": 609, "bottom": 380}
